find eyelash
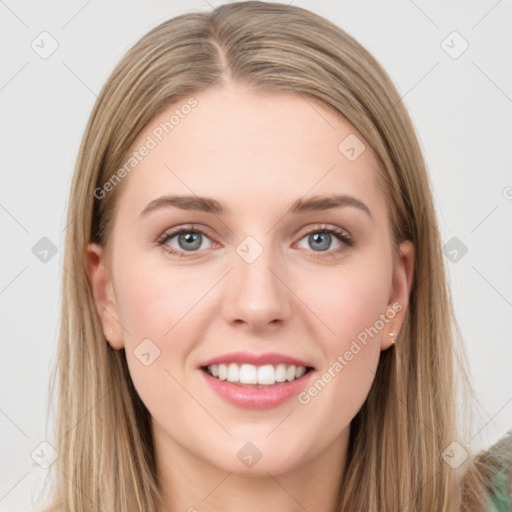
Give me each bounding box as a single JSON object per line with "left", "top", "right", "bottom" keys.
{"left": 155, "top": 223, "right": 353, "bottom": 259}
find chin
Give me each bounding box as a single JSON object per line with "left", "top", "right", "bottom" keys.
{"left": 206, "top": 437, "right": 308, "bottom": 476}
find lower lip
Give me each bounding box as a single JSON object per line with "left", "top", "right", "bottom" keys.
{"left": 199, "top": 368, "right": 315, "bottom": 409}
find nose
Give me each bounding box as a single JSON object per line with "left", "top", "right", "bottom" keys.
{"left": 221, "top": 241, "right": 293, "bottom": 333}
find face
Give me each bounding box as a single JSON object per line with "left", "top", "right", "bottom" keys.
{"left": 87, "top": 82, "right": 414, "bottom": 477}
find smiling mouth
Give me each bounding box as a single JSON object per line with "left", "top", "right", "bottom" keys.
{"left": 200, "top": 363, "right": 314, "bottom": 388}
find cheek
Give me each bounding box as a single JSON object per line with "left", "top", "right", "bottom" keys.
{"left": 111, "top": 252, "right": 208, "bottom": 402}
{"left": 113, "top": 249, "right": 210, "bottom": 343}
{"left": 308, "top": 256, "right": 391, "bottom": 350}
{"left": 296, "top": 258, "right": 390, "bottom": 424}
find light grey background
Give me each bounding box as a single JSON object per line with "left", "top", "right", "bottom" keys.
{"left": 1, "top": 1, "right": 511, "bottom": 510}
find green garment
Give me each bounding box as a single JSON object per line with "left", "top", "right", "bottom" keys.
{"left": 484, "top": 432, "right": 512, "bottom": 511}
{"left": 486, "top": 467, "right": 511, "bottom": 511}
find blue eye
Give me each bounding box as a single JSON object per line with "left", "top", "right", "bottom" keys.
{"left": 157, "top": 225, "right": 214, "bottom": 257}
{"left": 156, "top": 224, "right": 353, "bottom": 258}
{"left": 297, "top": 227, "right": 352, "bottom": 254}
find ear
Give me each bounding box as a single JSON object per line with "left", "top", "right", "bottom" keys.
{"left": 86, "top": 243, "right": 124, "bottom": 350}
{"left": 381, "top": 239, "right": 415, "bottom": 350}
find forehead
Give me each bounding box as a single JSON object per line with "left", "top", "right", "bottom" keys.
{"left": 114, "top": 83, "right": 385, "bottom": 221}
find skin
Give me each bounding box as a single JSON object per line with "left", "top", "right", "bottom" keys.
{"left": 87, "top": 82, "right": 414, "bottom": 512}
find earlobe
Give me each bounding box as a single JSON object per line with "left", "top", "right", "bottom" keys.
{"left": 382, "top": 240, "right": 415, "bottom": 350}
{"left": 86, "top": 243, "right": 124, "bottom": 350}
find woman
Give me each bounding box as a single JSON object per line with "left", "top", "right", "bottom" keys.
{"left": 40, "top": 1, "right": 511, "bottom": 511}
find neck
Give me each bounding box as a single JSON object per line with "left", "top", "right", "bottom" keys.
{"left": 153, "top": 421, "right": 349, "bottom": 512}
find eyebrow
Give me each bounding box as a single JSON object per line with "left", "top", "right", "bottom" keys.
{"left": 139, "top": 194, "right": 372, "bottom": 219}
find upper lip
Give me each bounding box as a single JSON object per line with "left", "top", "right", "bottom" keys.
{"left": 198, "top": 351, "right": 315, "bottom": 369}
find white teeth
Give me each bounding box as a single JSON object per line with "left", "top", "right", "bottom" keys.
{"left": 206, "top": 363, "right": 309, "bottom": 385}
{"left": 227, "top": 363, "right": 239, "bottom": 382}
{"left": 275, "top": 364, "right": 287, "bottom": 382}
{"left": 217, "top": 364, "right": 227, "bottom": 381}
{"left": 286, "top": 365, "right": 296, "bottom": 381}
{"left": 240, "top": 363, "right": 257, "bottom": 384}
{"left": 257, "top": 364, "right": 275, "bottom": 385}
{"left": 295, "top": 366, "right": 306, "bottom": 378}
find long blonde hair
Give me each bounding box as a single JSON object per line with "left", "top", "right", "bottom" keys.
{"left": 40, "top": 2, "right": 498, "bottom": 510}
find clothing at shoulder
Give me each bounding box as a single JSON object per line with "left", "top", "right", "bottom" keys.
{"left": 483, "top": 430, "right": 512, "bottom": 512}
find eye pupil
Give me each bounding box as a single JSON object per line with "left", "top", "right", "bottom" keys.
{"left": 309, "top": 232, "right": 331, "bottom": 251}
{"left": 179, "top": 232, "right": 202, "bottom": 251}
